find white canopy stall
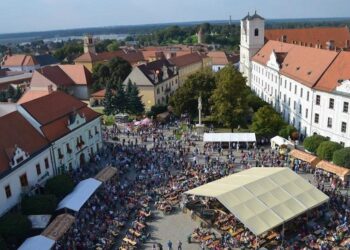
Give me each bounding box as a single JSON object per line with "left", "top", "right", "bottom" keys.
{"left": 185, "top": 167, "right": 329, "bottom": 236}
{"left": 57, "top": 178, "right": 102, "bottom": 212}
{"left": 203, "top": 133, "right": 256, "bottom": 150}
{"left": 270, "top": 136, "right": 294, "bottom": 149}
{"left": 18, "top": 235, "right": 55, "bottom": 250}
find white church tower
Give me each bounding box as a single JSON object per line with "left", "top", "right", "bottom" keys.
{"left": 239, "top": 11, "right": 265, "bottom": 86}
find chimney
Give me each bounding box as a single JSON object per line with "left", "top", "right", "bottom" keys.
{"left": 48, "top": 85, "right": 53, "bottom": 94}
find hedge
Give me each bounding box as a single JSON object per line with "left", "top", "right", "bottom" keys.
{"left": 333, "top": 147, "right": 350, "bottom": 168}
{"left": 303, "top": 135, "right": 328, "bottom": 154}
{"left": 0, "top": 213, "right": 31, "bottom": 244}
{"left": 45, "top": 175, "right": 74, "bottom": 200}
{"left": 316, "top": 141, "right": 343, "bottom": 161}
{"left": 21, "top": 194, "right": 57, "bottom": 215}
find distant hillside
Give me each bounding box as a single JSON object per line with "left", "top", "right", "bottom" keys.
{"left": 0, "top": 17, "right": 349, "bottom": 45}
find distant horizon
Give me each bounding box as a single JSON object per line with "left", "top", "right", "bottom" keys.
{"left": 2, "top": 0, "right": 349, "bottom": 34}
{"left": 1, "top": 16, "right": 350, "bottom": 36}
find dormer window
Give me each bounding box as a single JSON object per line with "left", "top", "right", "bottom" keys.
{"left": 16, "top": 157, "right": 24, "bottom": 164}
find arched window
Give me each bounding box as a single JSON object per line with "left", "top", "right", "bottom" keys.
{"left": 254, "top": 28, "right": 259, "bottom": 37}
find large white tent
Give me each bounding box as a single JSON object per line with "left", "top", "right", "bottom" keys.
{"left": 203, "top": 133, "right": 256, "bottom": 143}
{"left": 185, "top": 168, "right": 329, "bottom": 235}
{"left": 18, "top": 235, "right": 55, "bottom": 250}
{"left": 270, "top": 136, "right": 294, "bottom": 149}
{"left": 57, "top": 178, "right": 102, "bottom": 212}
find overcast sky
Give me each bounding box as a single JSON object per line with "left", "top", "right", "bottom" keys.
{"left": 1, "top": 0, "right": 349, "bottom": 34}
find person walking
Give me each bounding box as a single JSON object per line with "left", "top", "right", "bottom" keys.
{"left": 167, "top": 240, "right": 173, "bottom": 250}
{"left": 177, "top": 240, "right": 182, "bottom": 250}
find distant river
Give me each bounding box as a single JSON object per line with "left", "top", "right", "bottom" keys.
{"left": 43, "top": 34, "right": 129, "bottom": 43}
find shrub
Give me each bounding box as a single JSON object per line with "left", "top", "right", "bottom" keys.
{"left": 333, "top": 147, "right": 350, "bottom": 168}
{"left": 21, "top": 195, "right": 57, "bottom": 215}
{"left": 45, "top": 175, "right": 74, "bottom": 200}
{"left": 303, "top": 135, "right": 328, "bottom": 154}
{"left": 0, "top": 236, "right": 7, "bottom": 250}
{"left": 0, "top": 213, "right": 31, "bottom": 244}
{"left": 316, "top": 141, "right": 343, "bottom": 161}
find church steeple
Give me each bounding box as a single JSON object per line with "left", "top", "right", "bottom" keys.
{"left": 83, "top": 34, "right": 96, "bottom": 54}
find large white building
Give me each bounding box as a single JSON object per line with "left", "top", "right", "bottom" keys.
{"left": 0, "top": 91, "right": 102, "bottom": 215}
{"left": 240, "top": 13, "right": 350, "bottom": 146}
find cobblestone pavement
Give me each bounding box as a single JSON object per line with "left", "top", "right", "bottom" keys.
{"left": 142, "top": 210, "right": 203, "bottom": 250}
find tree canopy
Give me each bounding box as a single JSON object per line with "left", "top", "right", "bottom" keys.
{"left": 316, "top": 141, "right": 343, "bottom": 161}
{"left": 170, "top": 69, "right": 216, "bottom": 118}
{"left": 45, "top": 174, "right": 75, "bottom": 200}
{"left": 251, "top": 106, "right": 285, "bottom": 138}
{"left": 0, "top": 213, "right": 31, "bottom": 244}
{"left": 211, "top": 65, "right": 249, "bottom": 131}
{"left": 333, "top": 147, "right": 350, "bottom": 168}
{"left": 303, "top": 135, "right": 329, "bottom": 154}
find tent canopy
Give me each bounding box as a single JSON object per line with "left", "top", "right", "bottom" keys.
{"left": 57, "top": 178, "right": 102, "bottom": 212}
{"left": 270, "top": 136, "right": 294, "bottom": 148}
{"left": 18, "top": 235, "right": 55, "bottom": 250}
{"left": 203, "top": 133, "right": 256, "bottom": 143}
{"left": 316, "top": 160, "right": 350, "bottom": 179}
{"left": 289, "top": 149, "right": 320, "bottom": 167}
{"left": 28, "top": 215, "right": 51, "bottom": 229}
{"left": 94, "top": 166, "right": 118, "bottom": 182}
{"left": 185, "top": 168, "right": 329, "bottom": 236}
{"left": 42, "top": 213, "right": 75, "bottom": 241}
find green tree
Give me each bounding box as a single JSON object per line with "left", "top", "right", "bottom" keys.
{"left": 279, "top": 125, "right": 297, "bottom": 139}
{"left": 126, "top": 80, "right": 144, "bottom": 115}
{"left": 21, "top": 195, "right": 58, "bottom": 215}
{"left": 45, "top": 175, "right": 74, "bottom": 200}
{"left": 170, "top": 69, "right": 216, "bottom": 118}
{"left": 246, "top": 92, "right": 268, "bottom": 112}
{"left": 103, "top": 82, "right": 115, "bottom": 115}
{"left": 146, "top": 105, "right": 168, "bottom": 118}
{"left": 211, "top": 65, "right": 249, "bottom": 131}
{"left": 6, "top": 86, "right": 15, "bottom": 100}
{"left": 0, "top": 236, "right": 7, "bottom": 250}
{"left": 0, "top": 213, "right": 31, "bottom": 244}
{"left": 303, "top": 135, "right": 329, "bottom": 154}
{"left": 107, "top": 41, "right": 119, "bottom": 52}
{"left": 251, "top": 106, "right": 285, "bottom": 137}
{"left": 333, "top": 147, "right": 350, "bottom": 168}
{"left": 316, "top": 141, "right": 343, "bottom": 161}
{"left": 114, "top": 81, "right": 127, "bottom": 114}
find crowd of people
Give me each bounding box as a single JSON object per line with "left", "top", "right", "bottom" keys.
{"left": 51, "top": 119, "right": 349, "bottom": 250}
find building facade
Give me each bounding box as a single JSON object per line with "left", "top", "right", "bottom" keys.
{"left": 241, "top": 13, "right": 350, "bottom": 145}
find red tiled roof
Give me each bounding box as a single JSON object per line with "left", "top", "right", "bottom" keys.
{"left": 21, "top": 91, "right": 87, "bottom": 125}
{"left": 265, "top": 27, "right": 350, "bottom": 50}
{"left": 315, "top": 51, "right": 350, "bottom": 92}
{"left": 74, "top": 50, "right": 144, "bottom": 65}
{"left": 169, "top": 53, "right": 203, "bottom": 68}
{"left": 58, "top": 65, "right": 92, "bottom": 85}
{"left": 253, "top": 40, "right": 338, "bottom": 87}
{"left": 17, "top": 89, "right": 50, "bottom": 104}
{"left": 0, "top": 111, "right": 49, "bottom": 173}
{"left": 21, "top": 91, "right": 100, "bottom": 142}
{"left": 2, "top": 54, "right": 39, "bottom": 67}
{"left": 207, "top": 51, "right": 229, "bottom": 65}
{"left": 91, "top": 89, "right": 106, "bottom": 98}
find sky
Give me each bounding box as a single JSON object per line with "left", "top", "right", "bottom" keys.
{"left": 1, "top": 0, "right": 349, "bottom": 34}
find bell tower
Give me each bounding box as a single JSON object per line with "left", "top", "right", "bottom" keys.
{"left": 239, "top": 11, "right": 265, "bottom": 86}
{"left": 83, "top": 34, "right": 96, "bottom": 54}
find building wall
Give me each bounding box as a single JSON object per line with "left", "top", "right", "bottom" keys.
{"left": 0, "top": 148, "right": 53, "bottom": 216}
{"left": 138, "top": 86, "right": 156, "bottom": 111}
{"left": 178, "top": 61, "right": 202, "bottom": 85}
{"left": 51, "top": 117, "right": 102, "bottom": 173}
{"left": 75, "top": 61, "right": 93, "bottom": 72}
{"left": 71, "top": 85, "right": 90, "bottom": 100}
{"left": 154, "top": 76, "right": 179, "bottom": 106}
{"left": 212, "top": 64, "right": 226, "bottom": 72}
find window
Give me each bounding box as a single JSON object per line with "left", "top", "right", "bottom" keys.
{"left": 314, "top": 113, "right": 319, "bottom": 123}
{"left": 284, "top": 80, "right": 287, "bottom": 88}
{"left": 343, "top": 102, "right": 349, "bottom": 113}
{"left": 341, "top": 122, "right": 347, "bottom": 133}
{"left": 307, "top": 91, "right": 310, "bottom": 101}
{"left": 306, "top": 108, "right": 308, "bottom": 118}
{"left": 19, "top": 174, "right": 28, "bottom": 187}
{"left": 289, "top": 82, "right": 292, "bottom": 91}
{"left": 36, "top": 164, "right": 41, "bottom": 176}
{"left": 293, "top": 101, "right": 296, "bottom": 110}
{"left": 299, "top": 104, "right": 302, "bottom": 115}
{"left": 300, "top": 88, "right": 303, "bottom": 98}
{"left": 340, "top": 142, "right": 345, "bottom": 147}
{"left": 294, "top": 85, "right": 297, "bottom": 94}
{"left": 316, "top": 95, "right": 320, "bottom": 105}
{"left": 4, "top": 185, "right": 11, "bottom": 198}
{"left": 327, "top": 117, "right": 332, "bottom": 128}
{"left": 45, "top": 158, "right": 49, "bottom": 169}
{"left": 254, "top": 28, "right": 259, "bottom": 36}
{"left": 329, "top": 98, "right": 334, "bottom": 109}
{"left": 288, "top": 98, "right": 291, "bottom": 106}
{"left": 283, "top": 94, "right": 286, "bottom": 103}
